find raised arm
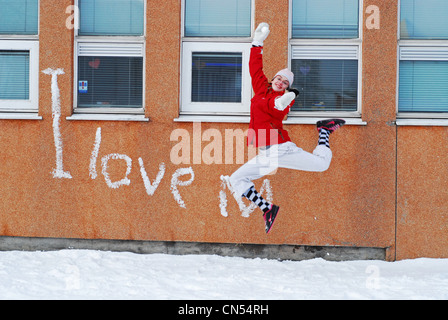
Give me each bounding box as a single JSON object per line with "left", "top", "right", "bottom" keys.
{"left": 249, "top": 23, "right": 271, "bottom": 94}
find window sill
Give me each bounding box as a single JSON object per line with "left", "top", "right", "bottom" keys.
{"left": 284, "top": 117, "right": 367, "bottom": 125}
{"left": 174, "top": 114, "right": 367, "bottom": 125}
{"left": 396, "top": 119, "right": 448, "bottom": 127}
{"left": 0, "top": 113, "right": 42, "bottom": 120}
{"left": 66, "top": 114, "right": 149, "bottom": 122}
{"left": 174, "top": 114, "right": 250, "bottom": 123}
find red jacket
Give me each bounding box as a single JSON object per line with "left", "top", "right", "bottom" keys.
{"left": 247, "top": 46, "right": 294, "bottom": 147}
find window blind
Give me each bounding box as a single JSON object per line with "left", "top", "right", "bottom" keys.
{"left": 0, "top": 51, "right": 30, "bottom": 100}
{"left": 400, "top": 0, "right": 448, "bottom": 39}
{"left": 0, "top": 0, "right": 38, "bottom": 35}
{"left": 292, "top": 0, "right": 359, "bottom": 39}
{"left": 79, "top": 0, "right": 144, "bottom": 36}
{"left": 399, "top": 60, "right": 448, "bottom": 112}
{"left": 184, "top": 0, "right": 251, "bottom": 37}
{"left": 191, "top": 52, "right": 242, "bottom": 103}
{"left": 77, "top": 56, "right": 143, "bottom": 108}
{"left": 291, "top": 59, "right": 358, "bottom": 112}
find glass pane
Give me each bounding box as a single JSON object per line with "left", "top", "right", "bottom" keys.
{"left": 191, "top": 52, "right": 242, "bottom": 103}
{"left": 291, "top": 59, "right": 358, "bottom": 112}
{"left": 77, "top": 56, "right": 143, "bottom": 108}
{"left": 401, "top": 0, "right": 448, "bottom": 39}
{"left": 399, "top": 60, "right": 448, "bottom": 112}
{"left": 0, "top": 0, "right": 38, "bottom": 35}
{"left": 185, "top": 0, "right": 251, "bottom": 37}
{"left": 0, "top": 51, "right": 30, "bottom": 100}
{"left": 79, "top": 0, "right": 144, "bottom": 36}
{"left": 292, "top": 0, "right": 359, "bottom": 38}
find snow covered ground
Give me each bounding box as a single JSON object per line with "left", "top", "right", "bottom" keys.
{"left": 0, "top": 249, "right": 447, "bottom": 300}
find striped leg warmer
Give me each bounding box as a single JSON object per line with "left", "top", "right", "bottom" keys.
{"left": 243, "top": 186, "right": 272, "bottom": 214}
{"left": 318, "top": 128, "right": 330, "bottom": 148}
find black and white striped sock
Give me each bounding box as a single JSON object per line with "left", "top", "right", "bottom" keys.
{"left": 243, "top": 186, "right": 272, "bottom": 213}
{"left": 318, "top": 128, "right": 330, "bottom": 148}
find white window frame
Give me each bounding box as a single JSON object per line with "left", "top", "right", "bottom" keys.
{"left": 396, "top": 0, "right": 448, "bottom": 125}
{"left": 71, "top": 0, "right": 147, "bottom": 121}
{"left": 181, "top": 42, "right": 252, "bottom": 115}
{"left": 0, "top": 0, "right": 40, "bottom": 119}
{"left": 0, "top": 40, "right": 39, "bottom": 114}
{"left": 178, "top": 0, "right": 254, "bottom": 120}
{"left": 287, "top": 0, "right": 364, "bottom": 124}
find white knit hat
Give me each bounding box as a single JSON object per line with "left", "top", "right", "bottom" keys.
{"left": 275, "top": 69, "right": 294, "bottom": 87}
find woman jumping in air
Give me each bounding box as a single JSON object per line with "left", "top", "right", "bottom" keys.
{"left": 228, "top": 23, "right": 345, "bottom": 234}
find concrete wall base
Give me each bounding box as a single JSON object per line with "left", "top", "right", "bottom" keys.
{"left": 0, "top": 236, "right": 386, "bottom": 261}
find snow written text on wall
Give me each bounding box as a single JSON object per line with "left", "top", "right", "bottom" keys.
{"left": 42, "top": 68, "right": 268, "bottom": 216}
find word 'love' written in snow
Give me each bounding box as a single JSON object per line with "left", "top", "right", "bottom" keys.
{"left": 42, "top": 68, "right": 194, "bottom": 209}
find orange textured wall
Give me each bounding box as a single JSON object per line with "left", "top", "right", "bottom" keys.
{"left": 0, "top": 0, "right": 446, "bottom": 261}
{"left": 397, "top": 127, "right": 448, "bottom": 259}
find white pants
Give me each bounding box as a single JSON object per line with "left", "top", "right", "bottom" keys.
{"left": 229, "top": 142, "right": 332, "bottom": 197}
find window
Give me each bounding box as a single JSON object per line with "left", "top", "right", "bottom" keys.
{"left": 74, "top": 0, "right": 145, "bottom": 118}
{"left": 0, "top": 0, "right": 38, "bottom": 35}
{"left": 184, "top": 0, "right": 251, "bottom": 37}
{"left": 399, "top": 58, "right": 448, "bottom": 113}
{"left": 0, "top": 51, "right": 29, "bottom": 100}
{"left": 289, "top": 0, "right": 361, "bottom": 117}
{"left": 291, "top": 47, "right": 359, "bottom": 113}
{"left": 291, "top": 0, "right": 359, "bottom": 39}
{"left": 400, "top": 0, "right": 448, "bottom": 40}
{"left": 0, "top": 0, "right": 39, "bottom": 115}
{"left": 191, "top": 52, "right": 243, "bottom": 103}
{"left": 180, "top": 0, "right": 253, "bottom": 116}
{"left": 398, "top": 0, "right": 448, "bottom": 118}
{"left": 76, "top": 43, "right": 144, "bottom": 110}
{"left": 78, "top": 0, "right": 144, "bottom": 36}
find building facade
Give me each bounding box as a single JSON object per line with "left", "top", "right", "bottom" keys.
{"left": 0, "top": 0, "right": 447, "bottom": 261}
